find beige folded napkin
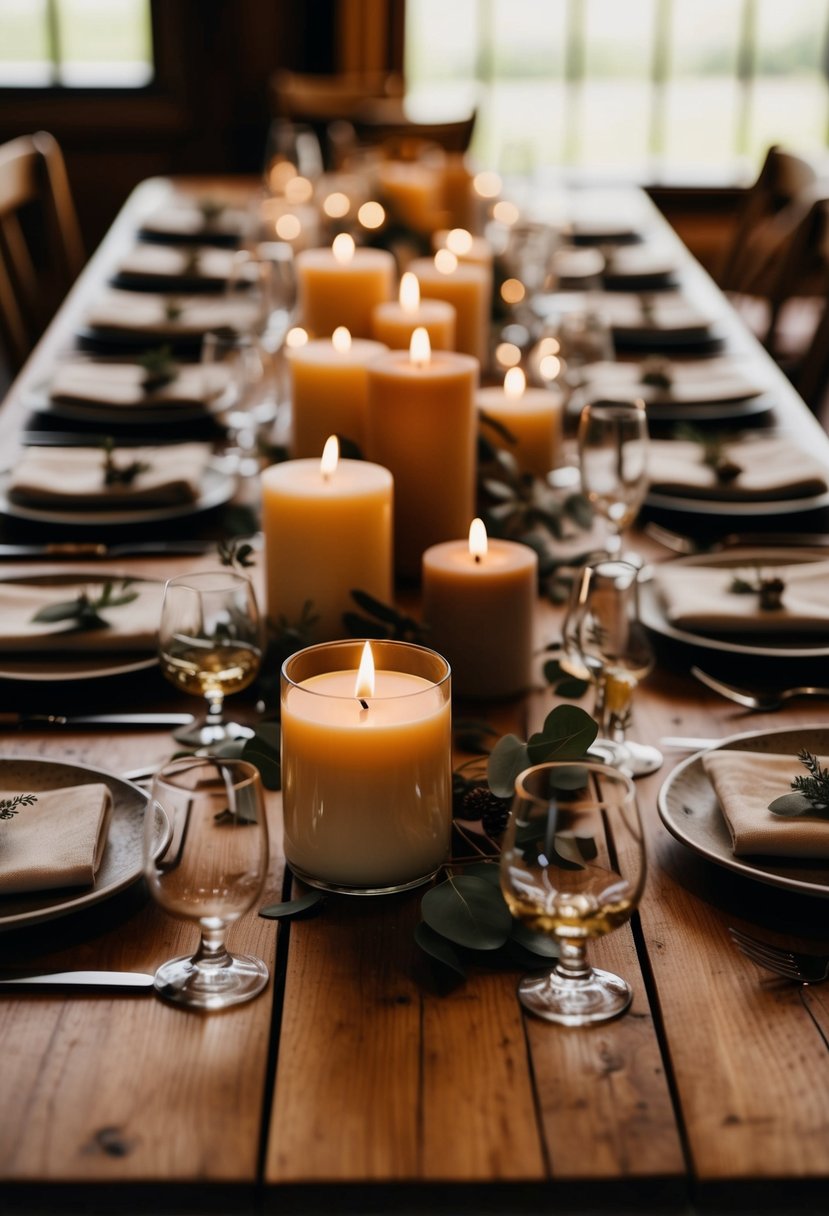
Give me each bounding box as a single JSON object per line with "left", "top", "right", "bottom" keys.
{"left": 654, "top": 557, "right": 829, "bottom": 634}
{"left": 602, "top": 244, "right": 678, "bottom": 279}
{"left": 49, "top": 360, "right": 230, "bottom": 410}
{"left": 139, "top": 202, "right": 247, "bottom": 241}
{"left": 703, "top": 750, "right": 829, "bottom": 858}
{"left": 0, "top": 579, "right": 163, "bottom": 652}
{"left": 583, "top": 358, "right": 766, "bottom": 405}
{"left": 8, "top": 443, "right": 212, "bottom": 508}
{"left": 116, "top": 244, "right": 239, "bottom": 284}
{"left": 84, "top": 289, "right": 260, "bottom": 337}
{"left": 649, "top": 436, "right": 829, "bottom": 501}
{"left": 0, "top": 784, "right": 113, "bottom": 893}
{"left": 598, "top": 292, "right": 715, "bottom": 335}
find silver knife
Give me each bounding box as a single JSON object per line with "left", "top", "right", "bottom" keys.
{"left": 0, "top": 712, "right": 194, "bottom": 728}
{"left": 0, "top": 540, "right": 216, "bottom": 559}
{"left": 0, "top": 970, "right": 154, "bottom": 991}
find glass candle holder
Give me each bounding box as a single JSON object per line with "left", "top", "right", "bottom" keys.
{"left": 281, "top": 639, "right": 452, "bottom": 895}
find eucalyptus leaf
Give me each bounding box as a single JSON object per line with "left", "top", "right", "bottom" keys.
{"left": 564, "top": 493, "right": 594, "bottom": 529}
{"left": 509, "top": 920, "right": 560, "bottom": 959}
{"left": 414, "top": 921, "right": 467, "bottom": 978}
{"left": 487, "top": 734, "right": 531, "bottom": 799}
{"left": 259, "top": 889, "right": 324, "bottom": 919}
{"left": 526, "top": 705, "right": 599, "bottom": 765}
{"left": 421, "top": 875, "right": 512, "bottom": 950}
{"left": 462, "top": 861, "right": 502, "bottom": 886}
{"left": 555, "top": 677, "right": 590, "bottom": 699}
{"left": 768, "top": 792, "right": 816, "bottom": 818}
{"left": 506, "top": 938, "right": 559, "bottom": 970}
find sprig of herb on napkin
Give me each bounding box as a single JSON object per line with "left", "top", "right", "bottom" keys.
{"left": 675, "top": 423, "right": 742, "bottom": 485}
{"left": 769, "top": 750, "right": 829, "bottom": 819}
{"left": 101, "top": 437, "right": 150, "bottom": 487}
{"left": 0, "top": 793, "right": 37, "bottom": 820}
{"left": 30, "top": 579, "right": 138, "bottom": 631}
{"left": 137, "top": 345, "right": 178, "bottom": 392}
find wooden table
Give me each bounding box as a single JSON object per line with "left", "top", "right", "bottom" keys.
{"left": 0, "top": 177, "right": 827, "bottom": 1216}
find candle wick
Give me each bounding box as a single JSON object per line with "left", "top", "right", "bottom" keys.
{"left": 474, "top": 553, "right": 482, "bottom": 564}
{"left": 359, "top": 698, "right": 369, "bottom": 711}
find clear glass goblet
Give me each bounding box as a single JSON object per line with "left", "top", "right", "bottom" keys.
{"left": 144, "top": 757, "right": 270, "bottom": 1010}
{"left": 158, "top": 569, "right": 262, "bottom": 746}
{"left": 500, "top": 759, "right": 645, "bottom": 1026}
{"left": 578, "top": 396, "right": 649, "bottom": 559}
{"left": 562, "top": 556, "right": 663, "bottom": 776}
{"left": 201, "top": 327, "right": 268, "bottom": 478}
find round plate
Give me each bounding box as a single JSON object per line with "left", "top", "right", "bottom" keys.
{"left": 641, "top": 547, "right": 829, "bottom": 659}
{"left": 0, "top": 572, "right": 160, "bottom": 682}
{"left": 0, "top": 460, "right": 235, "bottom": 527}
{"left": 0, "top": 756, "right": 149, "bottom": 931}
{"left": 658, "top": 725, "right": 829, "bottom": 899}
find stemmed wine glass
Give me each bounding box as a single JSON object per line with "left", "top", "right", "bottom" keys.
{"left": 144, "top": 756, "right": 270, "bottom": 1010}
{"left": 157, "top": 570, "right": 262, "bottom": 746}
{"left": 500, "top": 759, "right": 645, "bottom": 1026}
{"left": 562, "top": 557, "right": 663, "bottom": 776}
{"left": 201, "top": 327, "right": 268, "bottom": 478}
{"left": 578, "top": 396, "right": 649, "bottom": 558}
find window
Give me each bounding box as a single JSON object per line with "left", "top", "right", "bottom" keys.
{"left": 404, "top": 0, "right": 829, "bottom": 181}
{"left": 0, "top": 0, "right": 153, "bottom": 88}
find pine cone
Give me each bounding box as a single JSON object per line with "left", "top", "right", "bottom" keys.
{"left": 459, "top": 785, "right": 502, "bottom": 821}
{"left": 481, "top": 800, "right": 510, "bottom": 839}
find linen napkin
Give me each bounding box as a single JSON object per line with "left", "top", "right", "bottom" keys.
{"left": 138, "top": 201, "right": 248, "bottom": 243}
{"left": 597, "top": 292, "right": 715, "bottom": 338}
{"left": 653, "top": 557, "right": 829, "bottom": 634}
{"left": 83, "top": 289, "right": 260, "bottom": 338}
{"left": 703, "top": 750, "right": 829, "bottom": 858}
{"left": 49, "top": 360, "right": 231, "bottom": 411}
{"left": 115, "top": 244, "right": 239, "bottom": 286}
{"left": 583, "top": 358, "right": 767, "bottom": 406}
{"left": 0, "top": 579, "right": 163, "bottom": 652}
{"left": 648, "top": 436, "right": 829, "bottom": 501}
{"left": 0, "top": 784, "right": 112, "bottom": 893}
{"left": 601, "top": 244, "right": 678, "bottom": 283}
{"left": 8, "top": 443, "right": 213, "bottom": 508}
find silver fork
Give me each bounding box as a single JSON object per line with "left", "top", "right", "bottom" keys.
{"left": 728, "top": 926, "right": 829, "bottom": 983}
{"left": 691, "top": 666, "right": 829, "bottom": 712}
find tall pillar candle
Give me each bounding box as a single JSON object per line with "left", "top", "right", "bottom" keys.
{"left": 409, "top": 251, "right": 491, "bottom": 368}
{"left": 376, "top": 160, "right": 443, "bottom": 233}
{"left": 261, "top": 437, "right": 393, "bottom": 640}
{"left": 366, "top": 328, "right": 478, "bottom": 578}
{"left": 295, "top": 233, "right": 395, "bottom": 338}
{"left": 288, "top": 326, "right": 387, "bottom": 456}
{"left": 422, "top": 519, "right": 537, "bottom": 699}
{"left": 371, "top": 271, "right": 456, "bottom": 351}
{"left": 477, "top": 367, "right": 564, "bottom": 477}
{"left": 433, "top": 227, "right": 494, "bottom": 271}
{"left": 281, "top": 639, "right": 452, "bottom": 893}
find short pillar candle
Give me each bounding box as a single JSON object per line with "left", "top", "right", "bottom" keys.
{"left": 371, "top": 271, "right": 456, "bottom": 351}
{"left": 409, "top": 251, "right": 491, "bottom": 368}
{"left": 281, "top": 639, "right": 452, "bottom": 893}
{"left": 295, "top": 233, "right": 395, "bottom": 338}
{"left": 366, "top": 328, "right": 478, "bottom": 578}
{"left": 477, "top": 367, "right": 564, "bottom": 478}
{"left": 422, "top": 518, "right": 538, "bottom": 699}
{"left": 261, "top": 437, "right": 393, "bottom": 641}
{"left": 288, "top": 326, "right": 387, "bottom": 456}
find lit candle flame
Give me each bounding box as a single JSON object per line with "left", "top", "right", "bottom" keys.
{"left": 332, "top": 326, "right": 352, "bottom": 353}
{"left": 473, "top": 170, "right": 502, "bottom": 199}
{"left": 285, "top": 326, "right": 309, "bottom": 348}
{"left": 399, "top": 271, "right": 420, "bottom": 314}
{"left": 320, "top": 435, "right": 339, "bottom": 480}
{"left": 409, "top": 326, "right": 431, "bottom": 367}
{"left": 469, "top": 517, "right": 488, "bottom": 563}
{"left": 434, "top": 248, "right": 458, "bottom": 275}
{"left": 358, "top": 200, "right": 385, "bottom": 230}
{"left": 332, "top": 232, "right": 355, "bottom": 264}
{"left": 323, "top": 191, "right": 350, "bottom": 218}
{"left": 446, "top": 228, "right": 473, "bottom": 256}
{"left": 355, "top": 640, "right": 375, "bottom": 701}
{"left": 504, "top": 366, "right": 526, "bottom": 399}
{"left": 275, "top": 213, "right": 302, "bottom": 241}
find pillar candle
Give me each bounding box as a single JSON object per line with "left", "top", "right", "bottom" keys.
{"left": 376, "top": 160, "right": 442, "bottom": 233}
{"left": 422, "top": 518, "right": 537, "bottom": 699}
{"left": 440, "top": 154, "right": 475, "bottom": 231}
{"left": 366, "top": 328, "right": 478, "bottom": 578}
{"left": 281, "top": 639, "right": 452, "bottom": 892}
{"left": 288, "top": 326, "right": 388, "bottom": 456}
{"left": 371, "top": 271, "right": 456, "bottom": 351}
{"left": 433, "top": 227, "right": 494, "bottom": 271}
{"left": 261, "top": 437, "right": 393, "bottom": 641}
{"left": 409, "top": 251, "right": 491, "bottom": 368}
{"left": 477, "top": 367, "right": 564, "bottom": 477}
{"left": 295, "top": 233, "right": 395, "bottom": 338}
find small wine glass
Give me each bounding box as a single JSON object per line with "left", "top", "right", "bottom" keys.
{"left": 201, "top": 327, "right": 268, "bottom": 477}
{"left": 578, "top": 396, "right": 649, "bottom": 559}
{"left": 500, "top": 759, "right": 645, "bottom": 1026}
{"left": 158, "top": 570, "right": 262, "bottom": 746}
{"left": 562, "top": 556, "right": 663, "bottom": 777}
{"left": 144, "top": 756, "right": 270, "bottom": 1010}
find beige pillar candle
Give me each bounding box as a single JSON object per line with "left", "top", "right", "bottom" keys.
{"left": 410, "top": 251, "right": 491, "bottom": 368}
{"left": 440, "top": 154, "right": 475, "bottom": 231}
{"left": 433, "top": 227, "right": 494, "bottom": 270}
{"left": 376, "top": 160, "right": 442, "bottom": 233}
{"left": 295, "top": 233, "right": 395, "bottom": 338}
{"left": 288, "top": 326, "right": 388, "bottom": 456}
{"left": 422, "top": 518, "right": 537, "bottom": 699}
{"left": 366, "top": 327, "right": 478, "bottom": 578}
{"left": 261, "top": 437, "right": 393, "bottom": 641}
{"left": 477, "top": 367, "right": 564, "bottom": 477}
{"left": 371, "top": 272, "right": 456, "bottom": 351}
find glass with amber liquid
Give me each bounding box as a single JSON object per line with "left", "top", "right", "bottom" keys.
{"left": 500, "top": 760, "right": 645, "bottom": 1026}
{"left": 158, "top": 570, "right": 262, "bottom": 745}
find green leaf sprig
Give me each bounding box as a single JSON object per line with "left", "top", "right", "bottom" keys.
{"left": 342, "top": 589, "right": 426, "bottom": 643}
{"left": 769, "top": 750, "right": 829, "bottom": 819}
{"left": 101, "top": 437, "right": 150, "bottom": 487}
{"left": 487, "top": 703, "right": 599, "bottom": 798}
{"left": 217, "top": 535, "right": 257, "bottom": 570}
{"left": 137, "top": 345, "right": 178, "bottom": 392}
{"left": 675, "top": 423, "right": 742, "bottom": 485}
{"left": 640, "top": 356, "right": 673, "bottom": 392}
{"left": 31, "top": 579, "right": 138, "bottom": 631}
{"left": 728, "top": 565, "right": 785, "bottom": 611}
{"left": 198, "top": 197, "right": 226, "bottom": 223}
{"left": 0, "top": 793, "right": 37, "bottom": 820}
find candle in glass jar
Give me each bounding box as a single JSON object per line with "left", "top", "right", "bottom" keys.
{"left": 477, "top": 367, "right": 564, "bottom": 477}
{"left": 288, "top": 326, "right": 387, "bottom": 456}
{"left": 260, "top": 437, "right": 392, "bottom": 640}
{"left": 422, "top": 518, "right": 537, "bottom": 698}
{"left": 371, "top": 272, "right": 456, "bottom": 351}
{"left": 281, "top": 639, "right": 452, "bottom": 892}
{"left": 409, "top": 251, "right": 491, "bottom": 367}
{"left": 296, "top": 233, "right": 395, "bottom": 337}
{"left": 366, "top": 328, "right": 478, "bottom": 578}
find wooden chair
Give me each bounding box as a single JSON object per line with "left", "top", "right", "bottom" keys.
{"left": 0, "top": 131, "right": 85, "bottom": 373}
{"left": 351, "top": 106, "right": 477, "bottom": 157}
